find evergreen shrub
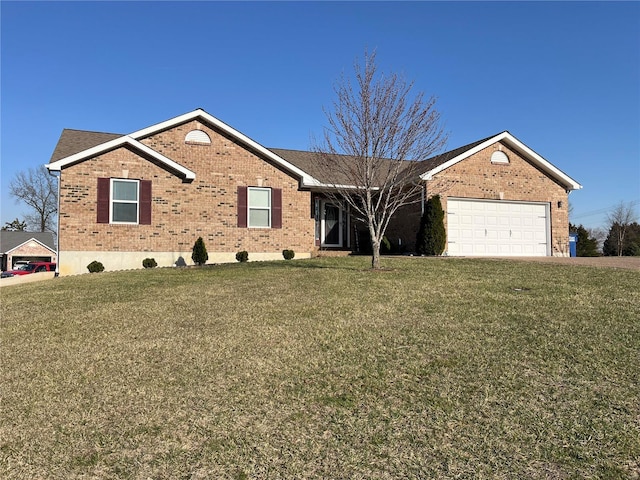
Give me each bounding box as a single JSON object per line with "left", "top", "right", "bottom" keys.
{"left": 282, "top": 249, "right": 295, "bottom": 260}
{"left": 87, "top": 260, "right": 104, "bottom": 273}
{"left": 416, "top": 194, "right": 446, "bottom": 255}
{"left": 192, "top": 237, "right": 208, "bottom": 266}
{"left": 236, "top": 251, "right": 249, "bottom": 262}
{"left": 142, "top": 258, "right": 158, "bottom": 268}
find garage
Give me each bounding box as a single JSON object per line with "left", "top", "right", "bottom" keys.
{"left": 446, "top": 198, "right": 550, "bottom": 256}
{"left": 0, "top": 231, "right": 58, "bottom": 272}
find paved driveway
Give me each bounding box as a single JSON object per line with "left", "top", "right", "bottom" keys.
{"left": 493, "top": 256, "right": 640, "bottom": 271}
{"left": 0, "top": 271, "right": 56, "bottom": 287}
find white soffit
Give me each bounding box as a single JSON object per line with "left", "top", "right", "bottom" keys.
{"left": 420, "top": 131, "right": 582, "bottom": 191}
{"left": 129, "top": 109, "right": 320, "bottom": 187}
{"left": 46, "top": 136, "right": 196, "bottom": 180}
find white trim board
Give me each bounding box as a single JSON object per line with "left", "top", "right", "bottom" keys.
{"left": 420, "top": 131, "right": 582, "bottom": 191}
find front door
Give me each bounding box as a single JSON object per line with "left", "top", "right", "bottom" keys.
{"left": 322, "top": 201, "right": 343, "bottom": 247}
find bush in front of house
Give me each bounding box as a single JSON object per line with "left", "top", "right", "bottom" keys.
{"left": 142, "top": 258, "right": 157, "bottom": 268}
{"left": 282, "top": 249, "right": 295, "bottom": 260}
{"left": 236, "top": 251, "right": 249, "bottom": 262}
{"left": 416, "top": 194, "right": 446, "bottom": 256}
{"left": 192, "top": 237, "right": 208, "bottom": 266}
{"left": 87, "top": 260, "right": 104, "bottom": 273}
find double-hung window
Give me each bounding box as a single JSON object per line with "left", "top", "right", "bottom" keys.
{"left": 111, "top": 179, "right": 139, "bottom": 223}
{"left": 236, "top": 186, "right": 282, "bottom": 229}
{"left": 97, "top": 177, "right": 151, "bottom": 225}
{"left": 248, "top": 187, "right": 271, "bottom": 228}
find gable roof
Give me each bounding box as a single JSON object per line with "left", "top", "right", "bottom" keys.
{"left": 413, "top": 135, "right": 496, "bottom": 177}
{"left": 419, "top": 131, "right": 582, "bottom": 191}
{"left": 47, "top": 134, "right": 198, "bottom": 181}
{"left": 50, "top": 129, "right": 122, "bottom": 163}
{"left": 45, "top": 110, "right": 581, "bottom": 192}
{"left": 46, "top": 109, "right": 320, "bottom": 186}
{"left": 0, "top": 231, "right": 56, "bottom": 254}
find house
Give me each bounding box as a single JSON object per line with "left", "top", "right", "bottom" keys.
{"left": 45, "top": 109, "right": 581, "bottom": 275}
{"left": 0, "top": 231, "right": 57, "bottom": 271}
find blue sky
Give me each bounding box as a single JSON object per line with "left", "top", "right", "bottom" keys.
{"left": 1, "top": 1, "right": 639, "bottom": 231}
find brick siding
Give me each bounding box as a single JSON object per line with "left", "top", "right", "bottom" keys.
{"left": 426, "top": 142, "right": 570, "bottom": 255}
{"left": 58, "top": 120, "right": 315, "bottom": 256}
{"left": 58, "top": 126, "right": 570, "bottom": 264}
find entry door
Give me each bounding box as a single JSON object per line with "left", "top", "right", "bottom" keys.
{"left": 322, "top": 201, "right": 343, "bottom": 247}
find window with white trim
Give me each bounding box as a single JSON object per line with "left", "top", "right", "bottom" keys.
{"left": 111, "top": 179, "right": 139, "bottom": 223}
{"left": 248, "top": 187, "right": 271, "bottom": 228}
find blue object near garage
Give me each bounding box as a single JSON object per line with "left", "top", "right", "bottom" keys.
{"left": 569, "top": 233, "right": 578, "bottom": 257}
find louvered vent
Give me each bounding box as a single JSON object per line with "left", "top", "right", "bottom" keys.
{"left": 490, "top": 151, "right": 509, "bottom": 164}
{"left": 185, "top": 130, "right": 211, "bottom": 144}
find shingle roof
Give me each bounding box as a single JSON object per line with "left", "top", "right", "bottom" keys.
{"left": 413, "top": 135, "right": 497, "bottom": 177}
{"left": 270, "top": 138, "right": 497, "bottom": 187}
{"left": 0, "top": 231, "right": 56, "bottom": 254}
{"left": 49, "top": 129, "right": 122, "bottom": 163}
{"left": 47, "top": 115, "right": 581, "bottom": 191}
{"left": 49, "top": 129, "right": 496, "bottom": 188}
{"left": 268, "top": 148, "right": 342, "bottom": 184}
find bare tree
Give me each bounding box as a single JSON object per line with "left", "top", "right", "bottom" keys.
{"left": 9, "top": 165, "right": 57, "bottom": 232}
{"left": 587, "top": 226, "right": 607, "bottom": 253}
{"left": 313, "top": 51, "right": 447, "bottom": 269}
{"left": 605, "top": 201, "right": 638, "bottom": 256}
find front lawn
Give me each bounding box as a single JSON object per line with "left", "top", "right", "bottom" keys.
{"left": 1, "top": 257, "right": 638, "bottom": 478}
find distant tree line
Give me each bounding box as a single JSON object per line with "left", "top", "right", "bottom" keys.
{"left": 570, "top": 201, "right": 639, "bottom": 257}
{"left": 602, "top": 222, "right": 640, "bottom": 256}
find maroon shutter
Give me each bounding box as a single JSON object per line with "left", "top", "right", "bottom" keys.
{"left": 139, "top": 180, "right": 152, "bottom": 225}
{"left": 97, "top": 178, "right": 110, "bottom": 223}
{"left": 272, "top": 188, "right": 282, "bottom": 229}
{"left": 237, "top": 186, "right": 247, "bottom": 228}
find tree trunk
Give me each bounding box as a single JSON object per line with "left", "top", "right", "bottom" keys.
{"left": 371, "top": 240, "right": 381, "bottom": 269}
{"left": 369, "top": 222, "right": 382, "bottom": 269}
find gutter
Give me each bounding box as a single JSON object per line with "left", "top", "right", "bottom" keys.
{"left": 47, "top": 167, "right": 60, "bottom": 278}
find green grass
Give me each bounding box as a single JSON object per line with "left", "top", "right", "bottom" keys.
{"left": 1, "top": 257, "right": 639, "bottom": 479}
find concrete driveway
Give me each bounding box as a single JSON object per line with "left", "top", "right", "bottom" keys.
{"left": 491, "top": 256, "right": 640, "bottom": 271}
{"left": 0, "top": 271, "right": 56, "bottom": 287}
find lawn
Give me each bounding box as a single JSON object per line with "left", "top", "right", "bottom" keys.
{"left": 1, "top": 257, "right": 638, "bottom": 479}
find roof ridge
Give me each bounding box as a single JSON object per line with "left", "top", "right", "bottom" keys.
{"left": 61, "top": 127, "right": 123, "bottom": 136}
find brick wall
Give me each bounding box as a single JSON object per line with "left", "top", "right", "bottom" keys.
{"left": 426, "top": 142, "right": 570, "bottom": 255}
{"left": 58, "top": 120, "right": 315, "bottom": 257}
{"left": 58, "top": 127, "right": 571, "bottom": 266}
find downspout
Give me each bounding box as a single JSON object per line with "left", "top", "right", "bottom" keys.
{"left": 48, "top": 168, "right": 60, "bottom": 277}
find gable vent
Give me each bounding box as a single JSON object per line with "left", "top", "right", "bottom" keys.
{"left": 491, "top": 151, "right": 509, "bottom": 164}
{"left": 185, "top": 130, "right": 211, "bottom": 145}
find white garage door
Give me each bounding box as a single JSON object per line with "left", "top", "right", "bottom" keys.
{"left": 447, "top": 198, "right": 549, "bottom": 256}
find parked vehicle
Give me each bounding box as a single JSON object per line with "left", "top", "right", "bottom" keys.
{"left": 5, "top": 262, "right": 56, "bottom": 276}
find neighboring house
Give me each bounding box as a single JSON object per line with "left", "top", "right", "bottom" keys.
{"left": 46, "top": 109, "right": 581, "bottom": 276}
{"left": 0, "top": 231, "right": 57, "bottom": 271}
